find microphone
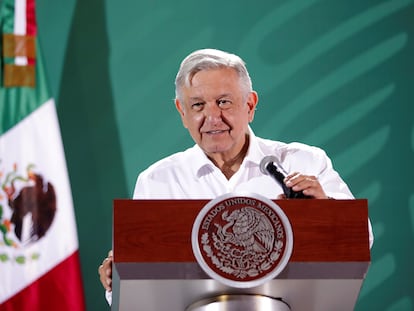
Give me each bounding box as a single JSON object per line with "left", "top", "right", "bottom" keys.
{"left": 260, "top": 155, "right": 310, "bottom": 199}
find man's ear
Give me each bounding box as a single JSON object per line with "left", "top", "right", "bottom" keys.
{"left": 175, "top": 98, "right": 188, "bottom": 128}
{"left": 247, "top": 91, "right": 258, "bottom": 123}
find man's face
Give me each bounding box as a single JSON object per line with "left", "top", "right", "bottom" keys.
{"left": 175, "top": 67, "right": 258, "bottom": 159}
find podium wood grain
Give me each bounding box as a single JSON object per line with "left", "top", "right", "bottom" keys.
{"left": 113, "top": 199, "right": 370, "bottom": 263}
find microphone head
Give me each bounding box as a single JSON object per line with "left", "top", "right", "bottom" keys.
{"left": 259, "top": 155, "right": 279, "bottom": 175}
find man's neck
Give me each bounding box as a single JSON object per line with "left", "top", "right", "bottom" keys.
{"left": 208, "top": 134, "right": 250, "bottom": 179}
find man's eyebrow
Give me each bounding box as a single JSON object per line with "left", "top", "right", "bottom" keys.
{"left": 189, "top": 96, "right": 204, "bottom": 102}
{"left": 217, "top": 93, "right": 232, "bottom": 98}
{"left": 188, "top": 93, "right": 233, "bottom": 102}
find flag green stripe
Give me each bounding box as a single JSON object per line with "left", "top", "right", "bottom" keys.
{"left": 0, "top": 0, "right": 16, "bottom": 34}
{"left": 0, "top": 38, "right": 51, "bottom": 135}
{"left": 0, "top": 0, "right": 50, "bottom": 134}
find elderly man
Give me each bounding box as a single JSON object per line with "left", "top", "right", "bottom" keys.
{"left": 98, "top": 48, "right": 373, "bottom": 304}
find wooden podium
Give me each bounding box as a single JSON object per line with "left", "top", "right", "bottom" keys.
{"left": 112, "top": 199, "right": 370, "bottom": 311}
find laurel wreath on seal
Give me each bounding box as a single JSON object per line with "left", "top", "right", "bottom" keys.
{"left": 201, "top": 232, "right": 284, "bottom": 279}
{"left": 0, "top": 162, "right": 41, "bottom": 264}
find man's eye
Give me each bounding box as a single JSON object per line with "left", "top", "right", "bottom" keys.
{"left": 218, "top": 99, "right": 231, "bottom": 107}
{"left": 191, "top": 102, "right": 204, "bottom": 111}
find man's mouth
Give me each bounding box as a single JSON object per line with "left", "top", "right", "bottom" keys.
{"left": 205, "top": 129, "right": 229, "bottom": 135}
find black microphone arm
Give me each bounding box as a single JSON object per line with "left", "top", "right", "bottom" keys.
{"left": 259, "top": 155, "right": 310, "bottom": 199}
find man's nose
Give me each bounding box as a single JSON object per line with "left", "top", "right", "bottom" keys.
{"left": 204, "top": 103, "right": 222, "bottom": 120}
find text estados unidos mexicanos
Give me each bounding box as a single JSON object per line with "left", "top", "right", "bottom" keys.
{"left": 201, "top": 198, "right": 285, "bottom": 239}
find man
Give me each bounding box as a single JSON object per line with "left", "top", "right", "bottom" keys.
{"left": 98, "top": 48, "right": 373, "bottom": 303}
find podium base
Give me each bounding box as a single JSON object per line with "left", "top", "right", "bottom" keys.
{"left": 112, "top": 264, "right": 369, "bottom": 310}
{"left": 186, "top": 294, "right": 290, "bottom": 311}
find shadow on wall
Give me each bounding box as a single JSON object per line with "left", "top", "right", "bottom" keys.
{"left": 56, "top": 0, "right": 128, "bottom": 310}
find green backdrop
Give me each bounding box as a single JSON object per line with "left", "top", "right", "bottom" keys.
{"left": 36, "top": 0, "right": 414, "bottom": 310}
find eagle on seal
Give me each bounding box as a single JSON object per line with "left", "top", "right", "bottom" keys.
{"left": 216, "top": 207, "right": 275, "bottom": 253}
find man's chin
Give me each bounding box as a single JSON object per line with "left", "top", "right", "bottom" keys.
{"left": 201, "top": 144, "right": 230, "bottom": 155}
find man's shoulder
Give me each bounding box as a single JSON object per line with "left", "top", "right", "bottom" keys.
{"left": 283, "top": 141, "right": 325, "bottom": 153}
{"left": 255, "top": 136, "right": 325, "bottom": 156}
{"left": 139, "top": 145, "right": 200, "bottom": 176}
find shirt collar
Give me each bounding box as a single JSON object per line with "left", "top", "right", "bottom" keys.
{"left": 243, "top": 126, "right": 267, "bottom": 167}
{"left": 192, "top": 144, "right": 215, "bottom": 177}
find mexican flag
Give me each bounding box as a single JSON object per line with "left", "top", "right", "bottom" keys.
{"left": 0, "top": 0, "right": 85, "bottom": 310}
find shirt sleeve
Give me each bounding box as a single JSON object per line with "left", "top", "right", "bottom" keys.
{"left": 316, "top": 153, "right": 354, "bottom": 199}
{"left": 282, "top": 143, "right": 354, "bottom": 199}
{"left": 105, "top": 290, "right": 112, "bottom": 305}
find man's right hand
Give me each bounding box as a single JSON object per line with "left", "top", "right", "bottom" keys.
{"left": 98, "top": 250, "right": 113, "bottom": 292}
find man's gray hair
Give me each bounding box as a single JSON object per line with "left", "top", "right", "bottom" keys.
{"left": 175, "top": 49, "right": 253, "bottom": 100}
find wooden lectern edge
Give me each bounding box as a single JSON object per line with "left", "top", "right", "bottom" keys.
{"left": 113, "top": 198, "right": 371, "bottom": 264}
{"left": 113, "top": 261, "right": 370, "bottom": 281}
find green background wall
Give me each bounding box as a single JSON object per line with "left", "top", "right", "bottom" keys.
{"left": 36, "top": 0, "right": 414, "bottom": 310}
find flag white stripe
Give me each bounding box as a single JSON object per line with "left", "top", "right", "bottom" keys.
{"left": 0, "top": 99, "right": 79, "bottom": 303}
{"left": 14, "top": 0, "right": 28, "bottom": 65}
{"left": 14, "top": 0, "right": 26, "bottom": 34}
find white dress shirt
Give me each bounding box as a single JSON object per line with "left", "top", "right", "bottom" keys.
{"left": 133, "top": 129, "right": 354, "bottom": 200}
